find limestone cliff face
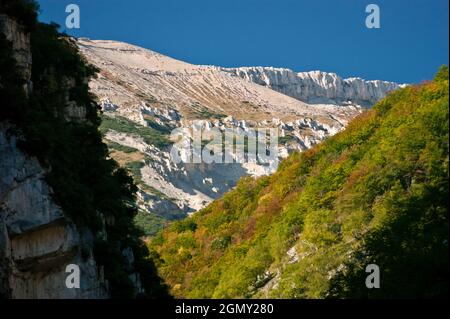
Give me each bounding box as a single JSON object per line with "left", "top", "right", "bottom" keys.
{"left": 0, "top": 14, "right": 111, "bottom": 299}
{"left": 0, "top": 13, "right": 32, "bottom": 95}
{"left": 223, "top": 67, "right": 405, "bottom": 107}
{"left": 0, "top": 124, "right": 109, "bottom": 298}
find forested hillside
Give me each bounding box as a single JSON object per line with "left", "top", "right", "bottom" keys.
{"left": 150, "top": 67, "right": 449, "bottom": 298}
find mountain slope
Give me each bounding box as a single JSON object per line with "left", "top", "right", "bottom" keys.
{"left": 150, "top": 67, "right": 449, "bottom": 298}
{"left": 77, "top": 39, "right": 365, "bottom": 123}
{"left": 77, "top": 38, "right": 402, "bottom": 236}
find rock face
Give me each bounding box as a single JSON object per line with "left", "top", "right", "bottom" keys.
{"left": 0, "top": 124, "right": 111, "bottom": 298}
{"left": 223, "top": 67, "right": 405, "bottom": 107}
{"left": 103, "top": 113, "right": 340, "bottom": 216}
{"left": 77, "top": 39, "right": 361, "bottom": 123}
{"left": 0, "top": 13, "right": 110, "bottom": 299}
{"left": 0, "top": 125, "right": 109, "bottom": 298}
{"left": 0, "top": 13, "right": 32, "bottom": 94}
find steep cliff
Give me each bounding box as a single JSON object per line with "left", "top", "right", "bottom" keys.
{"left": 0, "top": 12, "right": 31, "bottom": 94}
{"left": 0, "top": 2, "right": 168, "bottom": 298}
{"left": 0, "top": 123, "right": 109, "bottom": 298}
{"left": 223, "top": 67, "right": 405, "bottom": 107}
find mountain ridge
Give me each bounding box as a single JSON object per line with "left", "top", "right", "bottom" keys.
{"left": 222, "top": 66, "right": 406, "bottom": 107}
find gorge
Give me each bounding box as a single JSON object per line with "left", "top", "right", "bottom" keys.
{"left": 2, "top": 0, "right": 446, "bottom": 300}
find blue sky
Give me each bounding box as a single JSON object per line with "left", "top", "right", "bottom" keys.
{"left": 37, "top": 0, "right": 448, "bottom": 83}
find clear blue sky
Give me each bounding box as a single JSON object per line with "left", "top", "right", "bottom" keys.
{"left": 37, "top": 0, "right": 448, "bottom": 83}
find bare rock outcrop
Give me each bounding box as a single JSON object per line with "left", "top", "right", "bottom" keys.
{"left": 223, "top": 67, "right": 405, "bottom": 107}
{"left": 0, "top": 125, "right": 109, "bottom": 298}
{"left": 0, "top": 13, "right": 32, "bottom": 94}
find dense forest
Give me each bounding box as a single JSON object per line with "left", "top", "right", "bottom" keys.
{"left": 1, "top": 0, "right": 168, "bottom": 298}
{"left": 150, "top": 67, "right": 449, "bottom": 298}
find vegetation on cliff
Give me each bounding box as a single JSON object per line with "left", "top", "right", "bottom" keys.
{"left": 1, "top": 0, "right": 169, "bottom": 298}
{"left": 0, "top": 0, "right": 37, "bottom": 30}
{"left": 150, "top": 67, "right": 449, "bottom": 298}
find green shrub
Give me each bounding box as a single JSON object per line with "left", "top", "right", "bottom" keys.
{"left": 100, "top": 115, "right": 170, "bottom": 148}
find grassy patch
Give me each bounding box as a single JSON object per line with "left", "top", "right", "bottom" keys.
{"left": 144, "top": 116, "right": 173, "bottom": 134}
{"left": 100, "top": 115, "right": 170, "bottom": 148}
{"left": 106, "top": 140, "right": 137, "bottom": 153}
{"left": 134, "top": 210, "right": 167, "bottom": 237}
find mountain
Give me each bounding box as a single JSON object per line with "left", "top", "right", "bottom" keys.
{"left": 149, "top": 67, "right": 449, "bottom": 298}
{"left": 222, "top": 67, "right": 405, "bottom": 107}
{"left": 77, "top": 39, "right": 366, "bottom": 122}
{"left": 76, "top": 38, "right": 402, "bottom": 235}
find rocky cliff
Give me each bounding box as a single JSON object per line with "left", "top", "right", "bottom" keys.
{"left": 0, "top": 12, "right": 110, "bottom": 298}
{"left": 223, "top": 67, "right": 405, "bottom": 107}
{"left": 0, "top": 124, "right": 109, "bottom": 298}
{"left": 0, "top": 13, "right": 31, "bottom": 94}
{"left": 0, "top": 7, "right": 165, "bottom": 298}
